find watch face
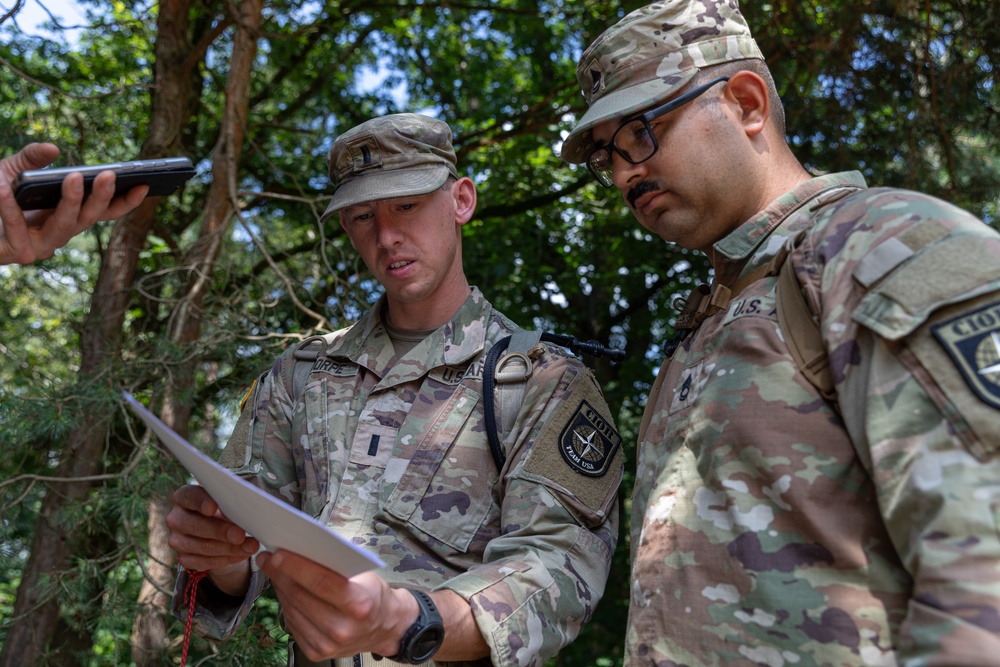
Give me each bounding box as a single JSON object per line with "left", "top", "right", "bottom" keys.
{"left": 399, "top": 589, "right": 445, "bottom": 664}
{"left": 409, "top": 624, "right": 445, "bottom": 663}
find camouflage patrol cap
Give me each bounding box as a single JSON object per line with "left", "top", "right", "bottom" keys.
{"left": 321, "top": 113, "right": 459, "bottom": 221}
{"left": 561, "top": 0, "right": 763, "bottom": 164}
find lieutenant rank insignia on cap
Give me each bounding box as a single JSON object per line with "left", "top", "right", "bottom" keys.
{"left": 932, "top": 299, "right": 1000, "bottom": 410}
{"left": 559, "top": 400, "right": 622, "bottom": 477}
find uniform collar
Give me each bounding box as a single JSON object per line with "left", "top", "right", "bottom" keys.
{"left": 325, "top": 286, "right": 495, "bottom": 381}
{"left": 711, "top": 171, "right": 867, "bottom": 284}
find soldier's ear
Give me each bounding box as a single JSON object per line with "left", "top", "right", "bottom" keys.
{"left": 725, "top": 71, "right": 769, "bottom": 138}
{"left": 452, "top": 177, "right": 477, "bottom": 226}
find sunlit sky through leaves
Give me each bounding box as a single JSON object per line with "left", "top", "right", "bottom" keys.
{"left": 3, "top": 0, "right": 85, "bottom": 40}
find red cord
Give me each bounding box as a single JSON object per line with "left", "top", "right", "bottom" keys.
{"left": 181, "top": 569, "right": 207, "bottom": 667}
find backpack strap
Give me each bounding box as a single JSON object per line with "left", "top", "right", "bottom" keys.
{"left": 497, "top": 330, "right": 543, "bottom": 443}
{"left": 766, "top": 184, "right": 865, "bottom": 402}
{"left": 645, "top": 264, "right": 780, "bottom": 442}
{"left": 707, "top": 245, "right": 834, "bottom": 402}
{"left": 483, "top": 330, "right": 543, "bottom": 472}
{"left": 773, "top": 247, "right": 835, "bottom": 401}
{"left": 288, "top": 335, "right": 328, "bottom": 398}
{"left": 664, "top": 186, "right": 864, "bottom": 405}
{"left": 662, "top": 235, "right": 834, "bottom": 407}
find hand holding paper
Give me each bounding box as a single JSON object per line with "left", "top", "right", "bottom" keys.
{"left": 123, "top": 391, "right": 384, "bottom": 577}
{"left": 167, "top": 483, "right": 259, "bottom": 590}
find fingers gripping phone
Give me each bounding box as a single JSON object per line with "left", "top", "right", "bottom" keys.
{"left": 12, "top": 157, "right": 196, "bottom": 210}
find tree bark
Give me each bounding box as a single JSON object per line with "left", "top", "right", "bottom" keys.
{"left": 131, "top": 2, "right": 263, "bottom": 664}
{"left": 0, "top": 1, "right": 203, "bottom": 663}
{"left": 131, "top": 493, "right": 177, "bottom": 666}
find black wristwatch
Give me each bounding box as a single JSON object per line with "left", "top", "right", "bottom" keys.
{"left": 387, "top": 588, "right": 445, "bottom": 664}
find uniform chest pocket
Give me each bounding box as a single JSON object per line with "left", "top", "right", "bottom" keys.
{"left": 382, "top": 383, "right": 496, "bottom": 553}
{"left": 299, "top": 376, "right": 354, "bottom": 518}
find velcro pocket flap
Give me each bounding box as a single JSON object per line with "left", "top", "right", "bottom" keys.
{"left": 853, "top": 235, "right": 1000, "bottom": 339}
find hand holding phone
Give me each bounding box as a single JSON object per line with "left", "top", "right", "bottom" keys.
{"left": 13, "top": 157, "right": 196, "bottom": 211}
{"left": 0, "top": 144, "right": 171, "bottom": 265}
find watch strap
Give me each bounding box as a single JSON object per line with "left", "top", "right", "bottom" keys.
{"left": 378, "top": 588, "right": 445, "bottom": 664}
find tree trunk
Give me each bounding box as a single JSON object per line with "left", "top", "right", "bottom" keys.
{"left": 130, "top": 494, "right": 177, "bottom": 666}
{"left": 0, "top": 1, "right": 204, "bottom": 662}
{"left": 131, "top": 2, "right": 263, "bottom": 664}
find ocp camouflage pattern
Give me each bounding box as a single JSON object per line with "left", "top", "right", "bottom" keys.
{"left": 630, "top": 171, "right": 1000, "bottom": 665}
{"left": 174, "top": 287, "right": 622, "bottom": 667}
{"left": 562, "top": 0, "right": 763, "bottom": 164}
{"left": 321, "top": 113, "right": 459, "bottom": 220}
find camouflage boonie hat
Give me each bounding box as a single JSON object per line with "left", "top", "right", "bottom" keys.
{"left": 561, "top": 0, "right": 764, "bottom": 164}
{"left": 321, "top": 113, "right": 459, "bottom": 221}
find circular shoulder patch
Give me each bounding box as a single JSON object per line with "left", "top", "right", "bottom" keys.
{"left": 558, "top": 400, "right": 622, "bottom": 477}
{"left": 932, "top": 299, "right": 1000, "bottom": 410}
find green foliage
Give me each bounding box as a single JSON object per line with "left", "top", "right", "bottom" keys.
{"left": 1, "top": 0, "right": 999, "bottom": 664}
{"left": 746, "top": 0, "right": 1000, "bottom": 222}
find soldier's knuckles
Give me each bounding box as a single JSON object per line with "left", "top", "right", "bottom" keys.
{"left": 319, "top": 620, "right": 352, "bottom": 647}
{"left": 167, "top": 530, "right": 208, "bottom": 556}
{"left": 171, "top": 484, "right": 204, "bottom": 508}
{"left": 167, "top": 532, "right": 193, "bottom": 554}
{"left": 290, "top": 612, "right": 333, "bottom": 650}
{"left": 165, "top": 533, "right": 189, "bottom": 555}
{"left": 164, "top": 508, "right": 184, "bottom": 531}
{"left": 341, "top": 594, "right": 377, "bottom": 623}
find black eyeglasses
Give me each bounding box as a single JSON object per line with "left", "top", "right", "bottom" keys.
{"left": 586, "top": 76, "right": 730, "bottom": 188}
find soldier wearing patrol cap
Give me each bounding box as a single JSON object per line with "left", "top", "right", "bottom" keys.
{"left": 562, "top": 1, "right": 1000, "bottom": 665}
{"left": 166, "top": 113, "right": 622, "bottom": 666}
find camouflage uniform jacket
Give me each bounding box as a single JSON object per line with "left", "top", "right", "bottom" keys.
{"left": 628, "top": 171, "right": 1000, "bottom": 666}
{"left": 175, "top": 287, "right": 622, "bottom": 667}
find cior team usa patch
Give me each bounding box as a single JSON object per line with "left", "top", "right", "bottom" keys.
{"left": 932, "top": 299, "right": 1000, "bottom": 410}
{"left": 559, "top": 400, "right": 621, "bottom": 477}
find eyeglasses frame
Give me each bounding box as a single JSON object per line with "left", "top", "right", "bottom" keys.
{"left": 586, "top": 76, "right": 731, "bottom": 188}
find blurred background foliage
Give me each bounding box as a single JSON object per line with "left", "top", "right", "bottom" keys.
{"left": 0, "top": 0, "right": 997, "bottom": 664}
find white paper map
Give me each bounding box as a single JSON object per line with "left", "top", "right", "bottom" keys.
{"left": 122, "top": 391, "right": 385, "bottom": 577}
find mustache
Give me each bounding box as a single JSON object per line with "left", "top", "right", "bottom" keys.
{"left": 625, "top": 181, "right": 661, "bottom": 209}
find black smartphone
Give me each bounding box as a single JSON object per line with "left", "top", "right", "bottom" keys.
{"left": 12, "top": 157, "right": 196, "bottom": 211}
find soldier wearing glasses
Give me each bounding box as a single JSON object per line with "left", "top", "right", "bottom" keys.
{"left": 561, "top": 1, "right": 1000, "bottom": 665}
